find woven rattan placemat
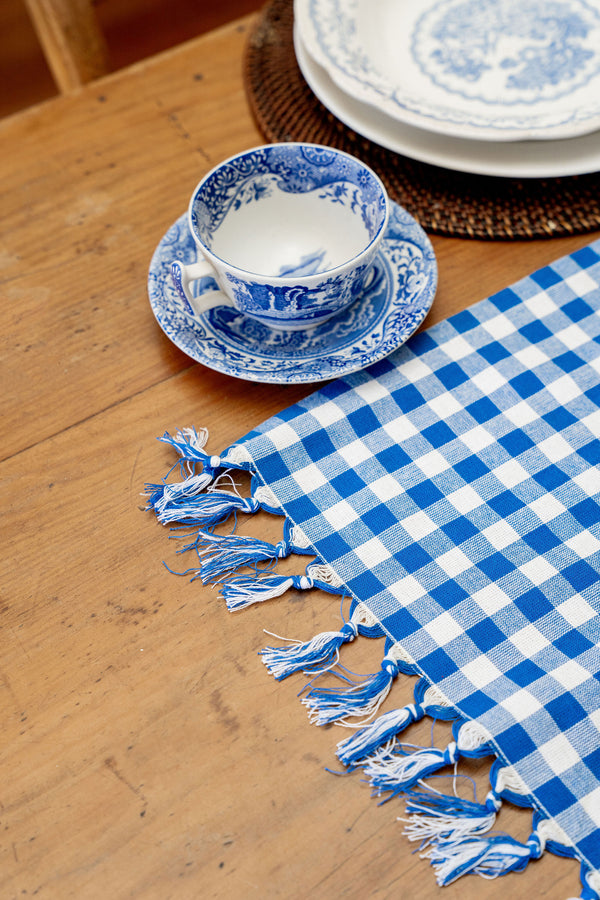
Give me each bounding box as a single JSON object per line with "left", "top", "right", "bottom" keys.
{"left": 243, "top": 0, "right": 600, "bottom": 240}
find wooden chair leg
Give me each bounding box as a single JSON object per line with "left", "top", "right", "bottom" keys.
{"left": 24, "top": 0, "right": 110, "bottom": 92}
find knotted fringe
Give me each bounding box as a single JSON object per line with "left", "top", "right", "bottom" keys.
{"left": 336, "top": 678, "right": 457, "bottom": 768}
{"left": 400, "top": 749, "right": 511, "bottom": 846}
{"left": 158, "top": 426, "right": 253, "bottom": 474}
{"left": 220, "top": 561, "right": 346, "bottom": 611}
{"left": 420, "top": 811, "right": 577, "bottom": 887}
{"left": 145, "top": 470, "right": 214, "bottom": 521}
{"left": 149, "top": 481, "right": 261, "bottom": 527}
{"left": 400, "top": 755, "right": 552, "bottom": 854}
{"left": 365, "top": 719, "right": 494, "bottom": 798}
{"left": 424, "top": 831, "right": 541, "bottom": 885}
{"left": 146, "top": 429, "right": 599, "bottom": 899}
{"left": 576, "top": 863, "right": 600, "bottom": 900}
{"left": 146, "top": 428, "right": 263, "bottom": 528}
{"left": 400, "top": 758, "right": 598, "bottom": 895}
{"left": 261, "top": 602, "right": 379, "bottom": 680}
{"left": 301, "top": 640, "right": 419, "bottom": 726}
{"left": 196, "top": 518, "right": 313, "bottom": 583}
{"left": 367, "top": 742, "right": 462, "bottom": 798}
{"left": 158, "top": 426, "right": 214, "bottom": 466}
{"left": 403, "top": 789, "right": 503, "bottom": 846}
{"left": 146, "top": 430, "right": 347, "bottom": 616}
{"left": 222, "top": 572, "right": 313, "bottom": 611}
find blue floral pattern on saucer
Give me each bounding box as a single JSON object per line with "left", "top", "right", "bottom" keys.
{"left": 192, "top": 143, "right": 386, "bottom": 251}
{"left": 148, "top": 202, "right": 437, "bottom": 384}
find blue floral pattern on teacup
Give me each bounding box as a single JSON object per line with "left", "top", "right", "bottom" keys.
{"left": 190, "top": 144, "right": 387, "bottom": 252}
{"left": 183, "top": 143, "right": 389, "bottom": 328}
{"left": 225, "top": 264, "right": 369, "bottom": 326}
{"left": 148, "top": 202, "right": 437, "bottom": 384}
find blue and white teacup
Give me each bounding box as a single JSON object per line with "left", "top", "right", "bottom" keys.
{"left": 171, "top": 142, "right": 389, "bottom": 331}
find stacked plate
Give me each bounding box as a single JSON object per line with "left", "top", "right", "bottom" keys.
{"left": 294, "top": 0, "right": 600, "bottom": 178}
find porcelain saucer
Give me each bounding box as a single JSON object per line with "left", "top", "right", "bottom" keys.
{"left": 147, "top": 202, "right": 437, "bottom": 384}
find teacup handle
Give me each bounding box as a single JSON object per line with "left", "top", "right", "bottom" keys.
{"left": 171, "top": 259, "right": 235, "bottom": 317}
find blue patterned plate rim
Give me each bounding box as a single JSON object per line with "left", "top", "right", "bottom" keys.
{"left": 294, "top": 24, "right": 600, "bottom": 179}
{"left": 296, "top": 0, "right": 600, "bottom": 142}
{"left": 147, "top": 201, "right": 437, "bottom": 384}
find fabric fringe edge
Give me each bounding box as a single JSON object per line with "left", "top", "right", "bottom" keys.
{"left": 146, "top": 426, "right": 599, "bottom": 899}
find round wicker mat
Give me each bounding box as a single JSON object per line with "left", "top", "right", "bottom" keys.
{"left": 243, "top": 0, "right": 600, "bottom": 240}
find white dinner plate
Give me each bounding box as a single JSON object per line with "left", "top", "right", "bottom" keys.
{"left": 296, "top": 0, "right": 600, "bottom": 142}
{"left": 294, "top": 26, "right": 600, "bottom": 179}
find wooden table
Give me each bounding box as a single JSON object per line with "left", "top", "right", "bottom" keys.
{"left": 1, "top": 12, "right": 597, "bottom": 899}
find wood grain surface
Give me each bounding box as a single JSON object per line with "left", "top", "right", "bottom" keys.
{"left": 1, "top": 13, "right": 597, "bottom": 899}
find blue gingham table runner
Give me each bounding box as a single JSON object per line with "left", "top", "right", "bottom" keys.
{"left": 147, "top": 240, "right": 600, "bottom": 896}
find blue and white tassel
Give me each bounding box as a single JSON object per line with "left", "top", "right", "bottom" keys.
{"left": 575, "top": 863, "right": 600, "bottom": 900}
{"left": 336, "top": 678, "right": 457, "bottom": 768}
{"left": 219, "top": 561, "right": 346, "bottom": 612}
{"left": 158, "top": 427, "right": 252, "bottom": 474}
{"left": 261, "top": 602, "right": 378, "bottom": 680}
{"left": 301, "top": 640, "right": 417, "bottom": 726}
{"left": 145, "top": 470, "right": 214, "bottom": 519}
{"left": 148, "top": 481, "right": 260, "bottom": 527}
{"left": 401, "top": 757, "right": 529, "bottom": 847}
{"left": 147, "top": 455, "right": 284, "bottom": 533}
{"left": 403, "top": 788, "right": 503, "bottom": 847}
{"left": 158, "top": 426, "right": 215, "bottom": 468}
{"left": 425, "top": 832, "right": 541, "bottom": 885}
{"left": 197, "top": 519, "right": 313, "bottom": 583}
{"left": 421, "top": 811, "right": 573, "bottom": 886}
{"left": 366, "top": 741, "right": 463, "bottom": 797}
{"left": 366, "top": 719, "right": 494, "bottom": 798}
{"left": 147, "top": 427, "right": 259, "bottom": 524}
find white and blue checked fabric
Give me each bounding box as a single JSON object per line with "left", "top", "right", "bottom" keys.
{"left": 237, "top": 240, "right": 600, "bottom": 880}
